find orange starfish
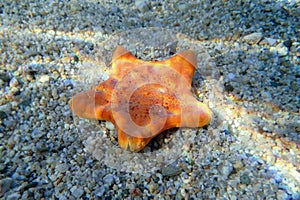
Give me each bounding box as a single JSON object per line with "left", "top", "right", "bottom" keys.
{"left": 70, "top": 46, "right": 212, "bottom": 152}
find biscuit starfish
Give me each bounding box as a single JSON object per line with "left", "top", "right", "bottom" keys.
{"left": 70, "top": 46, "right": 212, "bottom": 152}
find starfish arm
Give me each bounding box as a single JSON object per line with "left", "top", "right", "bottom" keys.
{"left": 70, "top": 89, "right": 112, "bottom": 121}
{"left": 112, "top": 45, "right": 131, "bottom": 61}
{"left": 117, "top": 128, "right": 152, "bottom": 152}
{"left": 180, "top": 100, "right": 212, "bottom": 127}
{"left": 196, "top": 103, "right": 213, "bottom": 127}
{"left": 164, "top": 50, "right": 197, "bottom": 85}
{"left": 161, "top": 102, "right": 212, "bottom": 129}
{"left": 111, "top": 46, "right": 143, "bottom": 80}
{"left": 111, "top": 46, "right": 197, "bottom": 86}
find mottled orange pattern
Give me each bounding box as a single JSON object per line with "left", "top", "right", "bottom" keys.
{"left": 70, "top": 46, "right": 212, "bottom": 152}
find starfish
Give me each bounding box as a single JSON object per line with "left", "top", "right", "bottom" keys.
{"left": 70, "top": 46, "right": 212, "bottom": 152}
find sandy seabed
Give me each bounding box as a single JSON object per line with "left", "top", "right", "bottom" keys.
{"left": 0, "top": 0, "right": 299, "bottom": 199}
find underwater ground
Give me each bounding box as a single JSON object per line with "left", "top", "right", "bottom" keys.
{"left": 0, "top": 0, "right": 299, "bottom": 199}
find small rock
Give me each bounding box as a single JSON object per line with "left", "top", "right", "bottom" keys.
{"left": 227, "top": 73, "right": 235, "bottom": 80}
{"left": 0, "top": 103, "right": 12, "bottom": 113}
{"left": 180, "top": 188, "right": 188, "bottom": 199}
{"left": 276, "top": 43, "right": 289, "bottom": 56}
{"left": 292, "top": 193, "right": 300, "bottom": 200}
{"left": 266, "top": 154, "right": 275, "bottom": 165}
{"left": 0, "top": 111, "right": 8, "bottom": 120}
{"left": 295, "top": 44, "right": 300, "bottom": 56}
{"left": 38, "top": 75, "right": 50, "bottom": 83}
{"left": 126, "top": 183, "right": 136, "bottom": 190}
{"left": 224, "top": 82, "right": 234, "bottom": 92}
{"left": 274, "top": 174, "right": 282, "bottom": 183}
{"left": 7, "top": 192, "right": 21, "bottom": 200}
{"left": 63, "top": 79, "right": 74, "bottom": 87}
{"left": 233, "top": 161, "right": 243, "bottom": 170}
{"left": 161, "top": 165, "right": 181, "bottom": 177}
{"left": 276, "top": 189, "right": 288, "bottom": 199}
{"left": 240, "top": 174, "right": 251, "bottom": 185}
{"left": 0, "top": 164, "right": 5, "bottom": 172}
{"left": 148, "top": 182, "right": 158, "bottom": 193}
{"left": 18, "top": 99, "right": 31, "bottom": 107}
{"left": 103, "top": 174, "right": 115, "bottom": 186}
{"left": 52, "top": 88, "right": 58, "bottom": 99}
{"left": 220, "top": 161, "right": 233, "bottom": 178}
{"left": 283, "top": 39, "right": 292, "bottom": 49}
{"left": 57, "top": 195, "right": 67, "bottom": 200}
{"left": 9, "top": 77, "right": 19, "bottom": 87}
{"left": 70, "top": 186, "right": 84, "bottom": 198}
{"left": 56, "top": 163, "right": 69, "bottom": 173}
{"left": 135, "top": 0, "right": 150, "bottom": 12}
{"left": 35, "top": 141, "right": 49, "bottom": 153}
{"left": 243, "top": 32, "right": 263, "bottom": 45}
{"left": 0, "top": 177, "right": 13, "bottom": 194}
{"left": 3, "top": 119, "right": 16, "bottom": 129}
{"left": 95, "top": 186, "right": 106, "bottom": 197}
{"left": 0, "top": 73, "right": 10, "bottom": 83}
{"left": 105, "top": 121, "right": 115, "bottom": 131}
{"left": 7, "top": 134, "right": 20, "bottom": 149}
{"left": 264, "top": 37, "right": 277, "bottom": 46}
{"left": 23, "top": 181, "right": 38, "bottom": 190}
{"left": 178, "top": 4, "right": 187, "bottom": 11}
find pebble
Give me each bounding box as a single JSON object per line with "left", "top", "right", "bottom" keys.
{"left": 4, "top": 118, "right": 16, "bottom": 130}
{"left": 38, "top": 75, "right": 50, "bottom": 83}
{"left": 0, "top": 79, "right": 4, "bottom": 87}
{"left": 148, "top": 182, "right": 158, "bottom": 193}
{"left": 0, "top": 110, "right": 8, "bottom": 120}
{"left": 161, "top": 165, "right": 181, "bottom": 177}
{"left": 227, "top": 73, "right": 235, "bottom": 80}
{"left": 274, "top": 174, "right": 282, "bottom": 183}
{"left": 9, "top": 77, "right": 19, "bottom": 87}
{"left": 103, "top": 174, "right": 115, "bottom": 186}
{"left": 52, "top": 88, "right": 58, "bottom": 99}
{"left": 105, "top": 121, "right": 115, "bottom": 131}
{"left": 31, "top": 128, "right": 42, "bottom": 139}
{"left": 0, "top": 177, "right": 13, "bottom": 194}
{"left": 180, "top": 188, "right": 188, "bottom": 199}
{"left": 276, "top": 189, "right": 289, "bottom": 199}
{"left": 283, "top": 40, "right": 292, "bottom": 49}
{"left": 6, "top": 193, "right": 21, "bottom": 200}
{"left": 264, "top": 37, "right": 277, "bottom": 46}
{"left": 95, "top": 186, "right": 106, "bottom": 197}
{"left": 178, "top": 4, "right": 187, "bottom": 12}
{"left": 243, "top": 32, "right": 263, "bottom": 45}
{"left": 135, "top": 0, "right": 150, "bottom": 13}
{"left": 0, "top": 103, "right": 12, "bottom": 113}
{"left": 70, "top": 186, "right": 84, "bottom": 198}
{"left": 240, "top": 175, "right": 251, "bottom": 185}
{"left": 220, "top": 161, "right": 233, "bottom": 178}
{"left": 56, "top": 163, "right": 69, "bottom": 173}
{"left": 292, "top": 193, "right": 300, "bottom": 200}
{"left": 0, "top": 73, "right": 10, "bottom": 83}
{"left": 266, "top": 154, "right": 276, "bottom": 165}
{"left": 276, "top": 43, "right": 289, "bottom": 56}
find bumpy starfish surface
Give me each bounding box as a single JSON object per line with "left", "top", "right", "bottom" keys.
{"left": 70, "top": 46, "right": 212, "bottom": 152}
